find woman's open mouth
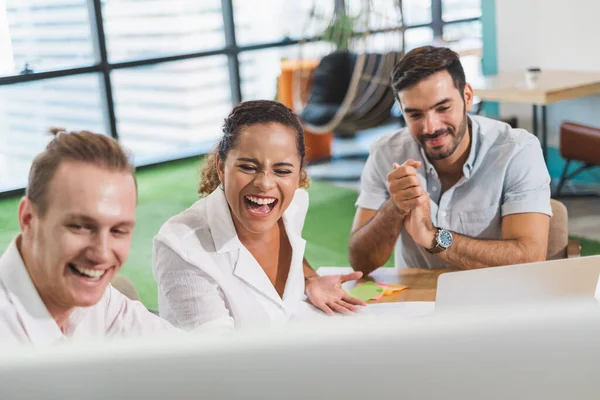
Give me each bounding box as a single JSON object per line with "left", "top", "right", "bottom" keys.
{"left": 244, "top": 195, "right": 278, "bottom": 217}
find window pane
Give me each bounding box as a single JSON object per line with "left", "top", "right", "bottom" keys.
{"left": 240, "top": 41, "right": 332, "bottom": 102}
{"left": 403, "top": 0, "right": 432, "bottom": 26}
{"left": 0, "top": 74, "right": 107, "bottom": 192}
{"left": 365, "top": 0, "right": 404, "bottom": 32}
{"left": 443, "top": 21, "right": 482, "bottom": 80}
{"left": 101, "top": 0, "right": 225, "bottom": 62}
{"left": 240, "top": 47, "right": 295, "bottom": 101}
{"left": 442, "top": 0, "right": 481, "bottom": 22}
{"left": 442, "top": 20, "right": 482, "bottom": 42}
{"left": 366, "top": 31, "right": 405, "bottom": 53}
{"left": 0, "top": 0, "right": 96, "bottom": 77}
{"left": 233, "top": 0, "right": 334, "bottom": 46}
{"left": 405, "top": 27, "right": 434, "bottom": 51}
{"left": 111, "top": 57, "right": 232, "bottom": 165}
{"left": 234, "top": 1, "right": 406, "bottom": 47}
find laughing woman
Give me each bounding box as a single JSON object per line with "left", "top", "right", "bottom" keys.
{"left": 152, "top": 100, "right": 364, "bottom": 332}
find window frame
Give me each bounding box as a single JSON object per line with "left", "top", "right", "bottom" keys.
{"left": 0, "top": 0, "right": 480, "bottom": 197}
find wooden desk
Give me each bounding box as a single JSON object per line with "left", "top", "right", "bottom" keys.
{"left": 361, "top": 267, "right": 456, "bottom": 303}
{"left": 471, "top": 70, "right": 600, "bottom": 160}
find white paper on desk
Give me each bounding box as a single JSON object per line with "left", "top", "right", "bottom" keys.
{"left": 291, "top": 301, "right": 434, "bottom": 322}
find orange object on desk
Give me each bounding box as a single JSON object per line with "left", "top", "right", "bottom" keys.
{"left": 381, "top": 283, "right": 408, "bottom": 296}
{"left": 278, "top": 59, "right": 333, "bottom": 163}
{"left": 371, "top": 282, "right": 408, "bottom": 301}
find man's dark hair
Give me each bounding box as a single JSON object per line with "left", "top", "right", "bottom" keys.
{"left": 391, "top": 46, "right": 466, "bottom": 97}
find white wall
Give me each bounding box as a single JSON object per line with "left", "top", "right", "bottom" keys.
{"left": 495, "top": 0, "right": 600, "bottom": 147}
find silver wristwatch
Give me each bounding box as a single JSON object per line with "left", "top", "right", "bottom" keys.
{"left": 427, "top": 228, "right": 453, "bottom": 254}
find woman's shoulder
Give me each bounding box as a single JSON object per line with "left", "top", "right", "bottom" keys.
{"left": 152, "top": 194, "right": 235, "bottom": 279}
{"left": 155, "top": 197, "right": 210, "bottom": 245}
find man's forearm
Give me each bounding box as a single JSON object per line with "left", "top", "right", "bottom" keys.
{"left": 438, "top": 233, "right": 546, "bottom": 270}
{"left": 349, "top": 200, "right": 405, "bottom": 274}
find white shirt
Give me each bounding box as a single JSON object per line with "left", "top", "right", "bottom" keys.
{"left": 0, "top": 240, "right": 178, "bottom": 347}
{"left": 153, "top": 188, "right": 309, "bottom": 332}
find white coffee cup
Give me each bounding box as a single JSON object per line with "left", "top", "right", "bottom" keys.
{"left": 526, "top": 67, "right": 541, "bottom": 88}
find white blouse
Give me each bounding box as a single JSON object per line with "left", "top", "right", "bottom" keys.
{"left": 152, "top": 188, "right": 309, "bottom": 333}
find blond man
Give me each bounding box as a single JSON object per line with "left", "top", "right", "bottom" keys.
{"left": 0, "top": 130, "right": 177, "bottom": 346}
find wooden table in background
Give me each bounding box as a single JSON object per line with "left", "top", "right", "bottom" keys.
{"left": 471, "top": 70, "right": 600, "bottom": 161}
{"left": 362, "top": 268, "right": 456, "bottom": 302}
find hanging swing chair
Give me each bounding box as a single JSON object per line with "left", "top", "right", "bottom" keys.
{"left": 293, "top": 0, "right": 406, "bottom": 134}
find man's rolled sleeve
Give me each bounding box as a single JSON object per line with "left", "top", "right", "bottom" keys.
{"left": 501, "top": 137, "right": 552, "bottom": 217}
{"left": 355, "top": 150, "right": 390, "bottom": 211}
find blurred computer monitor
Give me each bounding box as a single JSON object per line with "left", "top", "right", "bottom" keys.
{"left": 1, "top": 300, "right": 599, "bottom": 400}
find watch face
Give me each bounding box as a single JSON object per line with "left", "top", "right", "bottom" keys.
{"left": 437, "top": 229, "right": 453, "bottom": 248}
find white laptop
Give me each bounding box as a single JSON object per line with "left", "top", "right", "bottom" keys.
{"left": 436, "top": 255, "right": 600, "bottom": 311}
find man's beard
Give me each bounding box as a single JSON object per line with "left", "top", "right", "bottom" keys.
{"left": 419, "top": 113, "right": 468, "bottom": 161}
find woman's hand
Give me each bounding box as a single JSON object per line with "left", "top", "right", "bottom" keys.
{"left": 305, "top": 272, "right": 366, "bottom": 315}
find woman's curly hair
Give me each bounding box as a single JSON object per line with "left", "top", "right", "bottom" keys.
{"left": 198, "top": 100, "right": 309, "bottom": 197}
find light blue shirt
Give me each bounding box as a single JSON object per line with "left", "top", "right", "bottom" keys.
{"left": 356, "top": 115, "right": 552, "bottom": 269}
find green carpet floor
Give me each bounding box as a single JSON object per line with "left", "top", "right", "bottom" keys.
{"left": 1, "top": 157, "right": 599, "bottom": 309}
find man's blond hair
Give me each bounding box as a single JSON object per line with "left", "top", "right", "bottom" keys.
{"left": 26, "top": 128, "right": 136, "bottom": 215}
